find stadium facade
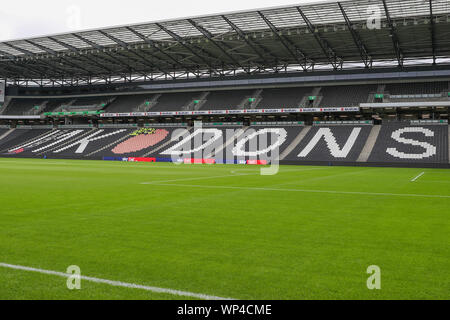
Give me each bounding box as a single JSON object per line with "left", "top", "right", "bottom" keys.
{"left": 0, "top": 0, "right": 449, "bottom": 168}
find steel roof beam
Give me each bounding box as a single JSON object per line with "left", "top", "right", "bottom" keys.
{"left": 0, "top": 62, "right": 35, "bottom": 79}
{"left": 338, "top": 2, "right": 372, "bottom": 68}
{"left": 1, "top": 43, "right": 69, "bottom": 78}
{"left": 155, "top": 23, "right": 219, "bottom": 74}
{"left": 0, "top": 49, "right": 46, "bottom": 78}
{"left": 382, "top": 0, "right": 403, "bottom": 67}
{"left": 97, "top": 30, "right": 172, "bottom": 76}
{"left": 187, "top": 19, "right": 246, "bottom": 70}
{"left": 24, "top": 40, "right": 97, "bottom": 76}
{"left": 221, "top": 15, "right": 273, "bottom": 65}
{"left": 47, "top": 36, "right": 121, "bottom": 75}
{"left": 72, "top": 33, "right": 168, "bottom": 82}
{"left": 297, "top": 7, "right": 342, "bottom": 70}
{"left": 125, "top": 26, "right": 201, "bottom": 76}
{"left": 71, "top": 33, "right": 139, "bottom": 74}
{"left": 257, "top": 11, "right": 313, "bottom": 71}
{"left": 429, "top": 0, "right": 437, "bottom": 65}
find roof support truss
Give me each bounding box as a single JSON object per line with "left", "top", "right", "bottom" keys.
{"left": 125, "top": 26, "right": 199, "bottom": 75}
{"left": 297, "top": 7, "right": 343, "bottom": 70}
{"left": 0, "top": 49, "right": 46, "bottom": 78}
{"left": 429, "top": 0, "right": 437, "bottom": 65}
{"left": 155, "top": 23, "right": 219, "bottom": 74}
{"left": 187, "top": 19, "right": 246, "bottom": 71}
{"left": 257, "top": 11, "right": 314, "bottom": 71}
{"left": 338, "top": 2, "right": 372, "bottom": 68}
{"left": 382, "top": 0, "right": 404, "bottom": 67}
{"left": 1, "top": 42, "right": 71, "bottom": 78}
{"left": 71, "top": 33, "right": 140, "bottom": 75}
{"left": 97, "top": 30, "right": 173, "bottom": 77}
{"left": 47, "top": 36, "right": 124, "bottom": 77}
{"left": 221, "top": 15, "right": 273, "bottom": 66}
{"left": 23, "top": 40, "right": 97, "bottom": 77}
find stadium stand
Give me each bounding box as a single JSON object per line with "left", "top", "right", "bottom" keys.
{"left": 258, "top": 87, "right": 312, "bottom": 109}
{"left": 1, "top": 123, "right": 449, "bottom": 167}
{"left": 0, "top": 129, "right": 54, "bottom": 154}
{"left": 55, "top": 96, "right": 116, "bottom": 112}
{"left": 232, "top": 126, "right": 305, "bottom": 162}
{"left": 0, "top": 1, "right": 449, "bottom": 168}
{"left": 49, "top": 129, "right": 130, "bottom": 159}
{"left": 40, "top": 98, "right": 76, "bottom": 113}
{"left": 200, "top": 90, "right": 255, "bottom": 110}
{"left": 2, "top": 80, "right": 449, "bottom": 116}
{"left": 0, "top": 97, "right": 116, "bottom": 115}
{"left": 156, "top": 127, "right": 237, "bottom": 161}
{"left": 2, "top": 99, "right": 49, "bottom": 115}
{"left": 385, "top": 82, "right": 448, "bottom": 96}
{"left": 368, "top": 123, "right": 449, "bottom": 164}
{"left": 152, "top": 92, "right": 202, "bottom": 111}
{"left": 0, "top": 129, "right": 10, "bottom": 140}
{"left": 283, "top": 125, "right": 373, "bottom": 162}
{"left": 4, "top": 129, "right": 89, "bottom": 157}
{"left": 319, "top": 85, "right": 378, "bottom": 107}
{"left": 94, "top": 127, "right": 177, "bottom": 159}
{"left": 379, "top": 81, "right": 450, "bottom": 103}
{"left": 106, "top": 95, "right": 157, "bottom": 112}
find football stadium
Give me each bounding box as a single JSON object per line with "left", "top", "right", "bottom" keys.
{"left": 0, "top": 0, "right": 449, "bottom": 302}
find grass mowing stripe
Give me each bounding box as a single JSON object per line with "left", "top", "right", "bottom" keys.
{"left": 143, "top": 182, "right": 450, "bottom": 199}
{"left": 0, "top": 263, "right": 234, "bottom": 301}
{"left": 411, "top": 172, "right": 425, "bottom": 182}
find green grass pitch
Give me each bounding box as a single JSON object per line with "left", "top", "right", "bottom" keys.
{"left": 0, "top": 158, "right": 448, "bottom": 300}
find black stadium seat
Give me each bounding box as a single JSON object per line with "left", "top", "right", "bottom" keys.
{"left": 368, "top": 124, "right": 449, "bottom": 164}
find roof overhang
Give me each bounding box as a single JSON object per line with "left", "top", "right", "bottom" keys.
{"left": 1, "top": 0, "right": 449, "bottom": 87}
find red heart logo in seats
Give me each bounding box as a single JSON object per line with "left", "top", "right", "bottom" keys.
{"left": 112, "top": 129, "right": 169, "bottom": 154}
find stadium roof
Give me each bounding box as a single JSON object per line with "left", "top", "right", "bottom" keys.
{"left": 1, "top": 0, "right": 450, "bottom": 87}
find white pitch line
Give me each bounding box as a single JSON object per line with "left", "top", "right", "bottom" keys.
{"left": 144, "top": 182, "right": 450, "bottom": 199}
{"left": 141, "top": 173, "right": 253, "bottom": 185}
{"left": 140, "top": 167, "right": 326, "bottom": 185}
{"left": 141, "top": 167, "right": 328, "bottom": 185}
{"left": 0, "top": 160, "right": 70, "bottom": 166}
{"left": 411, "top": 172, "right": 425, "bottom": 182}
{"left": 0, "top": 263, "right": 234, "bottom": 300}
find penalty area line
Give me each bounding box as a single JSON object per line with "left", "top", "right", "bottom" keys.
{"left": 0, "top": 263, "right": 234, "bottom": 300}
{"left": 411, "top": 172, "right": 425, "bottom": 182}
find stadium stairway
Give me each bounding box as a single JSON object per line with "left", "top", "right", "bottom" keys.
{"left": 241, "top": 89, "right": 263, "bottom": 109}
{"left": 280, "top": 126, "right": 311, "bottom": 161}
{"left": 357, "top": 125, "right": 381, "bottom": 162}
{"left": 0, "top": 129, "right": 14, "bottom": 142}
{"left": 183, "top": 92, "right": 210, "bottom": 111}
{"left": 0, "top": 97, "right": 13, "bottom": 115}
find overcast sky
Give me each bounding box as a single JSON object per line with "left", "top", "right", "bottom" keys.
{"left": 0, "top": 0, "right": 329, "bottom": 41}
